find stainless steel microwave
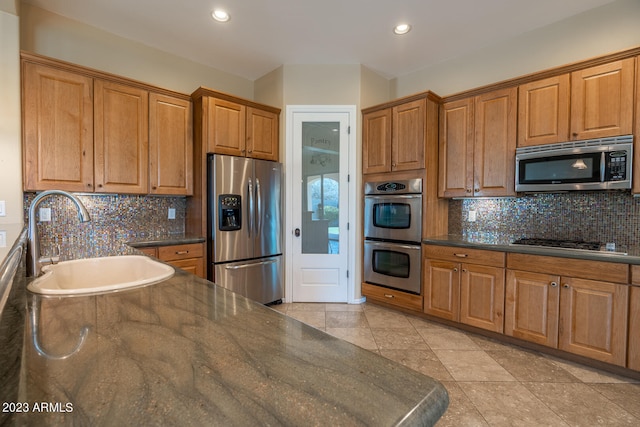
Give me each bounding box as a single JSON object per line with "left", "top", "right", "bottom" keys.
{"left": 515, "top": 135, "right": 633, "bottom": 192}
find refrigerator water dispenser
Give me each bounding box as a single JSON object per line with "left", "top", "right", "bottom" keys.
{"left": 218, "top": 194, "right": 241, "bottom": 231}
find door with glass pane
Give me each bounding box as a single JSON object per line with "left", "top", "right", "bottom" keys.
{"left": 291, "top": 112, "right": 350, "bottom": 302}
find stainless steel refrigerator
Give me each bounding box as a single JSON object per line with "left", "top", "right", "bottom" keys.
{"left": 208, "top": 154, "right": 283, "bottom": 304}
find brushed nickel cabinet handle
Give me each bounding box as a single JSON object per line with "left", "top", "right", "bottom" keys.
{"left": 454, "top": 253, "right": 468, "bottom": 258}
{"left": 175, "top": 250, "right": 189, "bottom": 255}
{"left": 384, "top": 294, "right": 395, "bottom": 299}
{"left": 550, "top": 282, "right": 558, "bottom": 288}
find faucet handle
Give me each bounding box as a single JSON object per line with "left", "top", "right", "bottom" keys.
{"left": 40, "top": 245, "right": 60, "bottom": 266}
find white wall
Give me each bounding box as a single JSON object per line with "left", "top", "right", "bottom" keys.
{"left": 393, "top": 0, "right": 640, "bottom": 98}
{"left": 19, "top": 4, "right": 254, "bottom": 98}
{"left": 0, "top": 4, "right": 22, "bottom": 224}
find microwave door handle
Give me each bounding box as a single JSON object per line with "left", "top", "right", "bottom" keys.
{"left": 600, "top": 152, "right": 606, "bottom": 182}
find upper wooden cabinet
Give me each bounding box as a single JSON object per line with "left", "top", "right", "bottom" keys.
{"left": 204, "top": 94, "right": 279, "bottom": 161}
{"left": 439, "top": 87, "right": 517, "bottom": 198}
{"left": 22, "top": 62, "right": 94, "bottom": 192}
{"left": 149, "top": 94, "right": 193, "bottom": 195}
{"left": 518, "top": 74, "right": 570, "bottom": 147}
{"left": 21, "top": 53, "right": 193, "bottom": 195}
{"left": 570, "top": 58, "right": 634, "bottom": 141}
{"left": 362, "top": 94, "right": 439, "bottom": 174}
{"left": 94, "top": 80, "right": 149, "bottom": 194}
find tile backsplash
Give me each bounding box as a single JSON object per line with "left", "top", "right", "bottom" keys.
{"left": 449, "top": 191, "right": 640, "bottom": 249}
{"left": 24, "top": 193, "right": 186, "bottom": 260}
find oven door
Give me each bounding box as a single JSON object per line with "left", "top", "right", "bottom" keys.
{"left": 364, "top": 194, "right": 422, "bottom": 242}
{"left": 364, "top": 240, "right": 421, "bottom": 294}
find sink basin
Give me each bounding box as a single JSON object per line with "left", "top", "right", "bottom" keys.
{"left": 28, "top": 255, "right": 175, "bottom": 296}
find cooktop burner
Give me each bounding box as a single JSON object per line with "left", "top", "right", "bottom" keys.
{"left": 511, "top": 238, "right": 602, "bottom": 251}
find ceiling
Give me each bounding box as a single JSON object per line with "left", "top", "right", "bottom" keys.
{"left": 23, "top": 0, "right": 618, "bottom": 81}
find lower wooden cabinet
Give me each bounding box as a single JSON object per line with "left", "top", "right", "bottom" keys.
{"left": 361, "top": 282, "right": 423, "bottom": 312}
{"left": 138, "top": 242, "right": 205, "bottom": 279}
{"left": 423, "top": 245, "right": 505, "bottom": 333}
{"left": 506, "top": 254, "right": 629, "bottom": 367}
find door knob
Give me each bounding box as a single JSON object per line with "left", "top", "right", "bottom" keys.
{"left": 294, "top": 228, "right": 301, "bottom": 237}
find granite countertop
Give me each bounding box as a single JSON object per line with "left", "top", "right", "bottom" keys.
{"left": 423, "top": 234, "right": 640, "bottom": 265}
{"left": 126, "top": 233, "right": 205, "bottom": 248}
{"left": 4, "top": 269, "right": 448, "bottom": 426}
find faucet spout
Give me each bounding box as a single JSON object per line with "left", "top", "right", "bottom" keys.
{"left": 27, "top": 190, "right": 91, "bottom": 277}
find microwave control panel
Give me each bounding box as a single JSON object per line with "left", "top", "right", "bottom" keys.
{"left": 606, "top": 151, "right": 628, "bottom": 181}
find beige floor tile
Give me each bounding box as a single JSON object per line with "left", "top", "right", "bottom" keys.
{"left": 436, "top": 382, "right": 488, "bottom": 427}
{"left": 380, "top": 349, "right": 454, "bottom": 382}
{"left": 286, "top": 302, "right": 326, "bottom": 312}
{"left": 525, "top": 382, "right": 639, "bottom": 425}
{"left": 370, "top": 328, "right": 430, "bottom": 350}
{"left": 285, "top": 310, "right": 325, "bottom": 329}
{"left": 416, "top": 327, "right": 481, "bottom": 350}
{"left": 459, "top": 382, "right": 569, "bottom": 426}
{"left": 543, "top": 355, "right": 639, "bottom": 384}
{"left": 325, "top": 311, "right": 368, "bottom": 328}
{"left": 325, "top": 303, "right": 363, "bottom": 312}
{"left": 487, "top": 349, "right": 580, "bottom": 383}
{"left": 364, "top": 309, "right": 412, "bottom": 329}
{"left": 434, "top": 350, "right": 516, "bottom": 382}
{"left": 591, "top": 383, "right": 640, "bottom": 418}
{"left": 325, "top": 327, "right": 378, "bottom": 350}
{"left": 466, "top": 334, "right": 515, "bottom": 351}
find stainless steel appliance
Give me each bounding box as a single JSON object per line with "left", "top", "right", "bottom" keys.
{"left": 515, "top": 135, "right": 632, "bottom": 192}
{"left": 208, "top": 154, "right": 283, "bottom": 304}
{"left": 363, "top": 178, "right": 422, "bottom": 295}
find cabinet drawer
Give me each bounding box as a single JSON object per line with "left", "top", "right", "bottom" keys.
{"left": 158, "top": 243, "right": 204, "bottom": 262}
{"left": 507, "top": 253, "right": 629, "bottom": 284}
{"left": 424, "top": 245, "right": 505, "bottom": 267}
{"left": 631, "top": 265, "right": 640, "bottom": 285}
{"left": 137, "top": 247, "right": 158, "bottom": 257}
{"left": 362, "top": 283, "right": 422, "bottom": 311}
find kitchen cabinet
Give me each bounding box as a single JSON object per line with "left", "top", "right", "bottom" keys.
{"left": 506, "top": 253, "right": 629, "bottom": 367}
{"left": 362, "top": 94, "right": 440, "bottom": 174}
{"left": 361, "top": 282, "right": 423, "bottom": 312}
{"left": 139, "top": 242, "right": 205, "bottom": 279}
{"left": 94, "top": 80, "right": 149, "bottom": 194}
{"left": 205, "top": 96, "right": 279, "bottom": 161}
{"left": 424, "top": 245, "right": 505, "bottom": 333}
{"left": 628, "top": 265, "right": 640, "bottom": 371}
{"left": 439, "top": 87, "right": 517, "bottom": 198}
{"left": 517, "top": 74, "right": 570, "bottom": 147}
{"left": 21, "top": 53, "right": 193, "bottom": 195}
{"left": 149, "top": 93, "right": 193, "bottom": 195}
{"left": 570, "top": 58, "right": 634, "bottom": 141}
{"left": 22, "top": 62, "right": 94, "bottom": 192}
{"left": 634, "top": 56, "right": 640, "bottom": 195}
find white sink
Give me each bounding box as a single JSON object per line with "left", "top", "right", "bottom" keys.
{"left": 28, "top": 255, "right": 175, "bottom": 296}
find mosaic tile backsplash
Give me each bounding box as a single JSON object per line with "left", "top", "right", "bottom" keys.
{"left": 23, "top": 193, "right": 186, "bottom": 260}
{"left": 449, "top": 191, "right": 640, "bottom": 250}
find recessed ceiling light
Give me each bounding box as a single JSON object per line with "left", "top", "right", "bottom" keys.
{"left": 393, "top": 24, "right": 411, "bottom": 35}
{"left": 211, "top": 9, "right": 230, "bottom": 23}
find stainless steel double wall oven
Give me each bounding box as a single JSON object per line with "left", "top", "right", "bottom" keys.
{"left": 364, "top": 179, "right": 422, "bottom": 294}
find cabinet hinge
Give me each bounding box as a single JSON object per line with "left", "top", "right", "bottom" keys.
{"left": 347, "top": 270, "right": 349, "bottom": 278}
{"left": 347, "top": 222, "right": 350, "bottom": 230}
{"left": 348, "top": 126, "right": 351, "bottom": 134}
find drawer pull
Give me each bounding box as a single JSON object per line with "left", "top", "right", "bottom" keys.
{"left": 454, "top": 253, "right": 468, "bottom": 258}
{"left": 384, "top": 294, "right": 395, "bottom": 299}
{"left": 175, "top": 250, "right": 190, "bottom": 255}
{"left": 550, "top": 281, "right": 558, "bottom": 288}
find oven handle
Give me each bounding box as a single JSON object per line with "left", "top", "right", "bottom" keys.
{"left": 364, "top": 194, "right": 422, "bottom": 200}
{"left": 364, "top": 240, "right": 421, "bottom": 251}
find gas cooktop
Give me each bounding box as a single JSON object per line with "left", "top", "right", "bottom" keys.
{"left": 511, "top": 238, "right": 627, "bottom": 255}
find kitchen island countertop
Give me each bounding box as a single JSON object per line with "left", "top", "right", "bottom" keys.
{"left": 4, "top": 268, "right": 448, "bottom": 426}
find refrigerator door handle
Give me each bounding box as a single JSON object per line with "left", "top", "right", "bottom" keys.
{"left": 247, "top": 178, "right": 254, "bottom": 237}
{"left": 256, "top": 178, "right": 263, "bottom": 235}
{"left": 224, "top": 259, "right": 278, "bottom": 270}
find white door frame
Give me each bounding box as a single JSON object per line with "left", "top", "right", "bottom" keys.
{"left": 285, "top": 105, "right": 359, "bottom": 304}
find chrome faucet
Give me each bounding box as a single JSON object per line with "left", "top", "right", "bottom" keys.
{"left": 27, "top": 190, "right": 91, "bottom": 277}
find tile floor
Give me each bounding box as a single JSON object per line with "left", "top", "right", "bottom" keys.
{"left": 270, "top": 302, "right": 640, "bottom": 426}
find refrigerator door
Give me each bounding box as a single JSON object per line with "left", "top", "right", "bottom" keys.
{"left": 210, "top": 155, "right": 253, "bottom": 262}
{"left": 214, "top": 256, "right": 283, "bottom": 304}
{"left": 253, "top": 159, "right": 282, "bottom": 258}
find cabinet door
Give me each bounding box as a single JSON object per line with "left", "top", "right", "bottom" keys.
{"left": 628, "top": 284, "right": 640, "bottom": 371}
{"left": 207, "top": 97, "right": 246, "bottom": 156}
{"left": 473, "top": 88, "right": 517, "bottom": 197}
{"left": 423, "top": 259, "right": 460, "bottom": 321}
{"left": 518, "top": 74, "right": 570, "bottom": 147}
{"left": 505, "top": 270, "right": 560, "bottom": 347}
{"left": 149, "top": 93, "right": 193, "bottom": 195}
{"left": 460, "top": 264, "right": 505, "bottom": 333}
{"left": 94, "top": 80, "right": 149, "bottom": 194}
{"left": 570, "top": 58, "right": 634, "bottom": 140}
{"left": 22, "top": 62, "right": 94, "bottom": 192}
{"left": 559, "top": 277, "right": 628, "bottom": 366}
{"left": 168, "top": 258, "right": 205, "bottom": 278}
{"left": 392, "top": 99, "right": 425, "bottom": 171}
{"left": 247, "top": 107, "right": 279, "bottom": 161}
{"left": 634, "top": 56, "right": 640, "bottom": 195}
{"left": 439, "top": 98, "right": 474, "bottom": 197}
{"left": 362, "top": 109, "right": 392, "bottom": 174}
